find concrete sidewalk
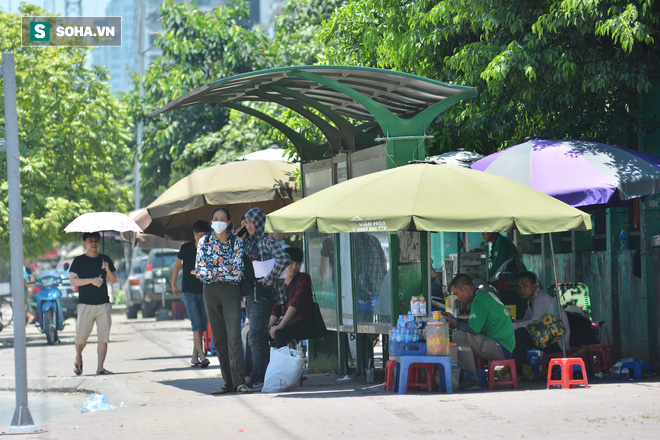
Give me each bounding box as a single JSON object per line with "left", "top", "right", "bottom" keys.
{"left": 1, "top": 313, "right": 658, "bottom": 439}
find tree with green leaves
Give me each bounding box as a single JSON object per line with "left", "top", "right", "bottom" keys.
{"left": 273, "top": 0, "right": 348, "bottom": 66}
{"left": 128, "top": 0, "right": 273, "bottom": 203}
{"left": 319, "top": 0, "right": 659, "bottom": 154}
{"left": 0, "top": 5, "right": 133, "bottom": 259}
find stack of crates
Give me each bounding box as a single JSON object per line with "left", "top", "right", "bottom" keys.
{"left": 203, "top": 322, "right": 216, "bottom": 356}
{"left": 171, "top": 301, "right": 187, "bottom": 320}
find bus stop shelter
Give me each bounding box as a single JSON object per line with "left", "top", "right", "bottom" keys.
{"left": 150, "top": 65, "right": 476, "bottom": 375}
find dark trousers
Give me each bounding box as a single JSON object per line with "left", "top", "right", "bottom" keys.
{"left": 247, "top": 284, "right": 274, "bottom": 383}
{"left": 271, "top": 319, "right": 310, "bottom": 348}
{"left": 513, "top": 327, "right": 561, "bottom": 375}
{"left": 203, "top": 282, "right": 245, "bottom": 390}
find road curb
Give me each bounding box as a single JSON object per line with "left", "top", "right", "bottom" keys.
{"left": 0, "top": 376, "right": 145, "bottom": 408}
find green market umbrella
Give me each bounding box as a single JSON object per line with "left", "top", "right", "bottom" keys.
{"left": 265, "top": 163, "right": 591, "bottom": 234}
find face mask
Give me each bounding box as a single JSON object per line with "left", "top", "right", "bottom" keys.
{"left": 211, "top": 221, "right": 228, "bottom": 234}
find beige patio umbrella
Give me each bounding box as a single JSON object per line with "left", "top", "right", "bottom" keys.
{"left": 146, "top": 160, "right": 299, "bottom": 240}
{"left": 265, "top": 163, "right": 591, "bottom": 234}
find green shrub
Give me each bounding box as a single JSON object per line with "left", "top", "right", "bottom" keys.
{"left": 114, "top": 290, "right": 126, "bottom": 305}
{"left": 307, "top": 353, "right": 339, "bottom": 374}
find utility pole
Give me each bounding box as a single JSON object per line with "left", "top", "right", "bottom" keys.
{"left": 134, "top": 0, "right": 145, "bottom": 209}
{"left": 2, "top": 53, "right": 36, "bottom": 433}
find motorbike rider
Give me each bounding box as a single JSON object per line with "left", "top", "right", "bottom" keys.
{"left": 69, "top": 232, "right": 116, "bottom": 376}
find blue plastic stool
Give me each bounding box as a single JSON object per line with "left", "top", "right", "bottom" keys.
{"left": 527, "top": 350, "right": 541, "bottom": 364}
{"left": 394, "top": 355, "right": 453, "bottom": 395}
{"left": 527, "top": 350, "right": 542, "bottom": 374}
{"left": 476, "top": 369, "right": 488, "bottom": 388}
{"left": 619, "top": 360, "right": 652, "bottom": 380}
{"left": 438, "top": 363, "right": 459, "bottom": 392}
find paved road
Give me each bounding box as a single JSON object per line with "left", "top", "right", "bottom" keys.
{"left": 1, "top": 312, "right": 658, "bottom": 439}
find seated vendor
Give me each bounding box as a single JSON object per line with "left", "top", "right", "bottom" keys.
{"left": 443, "top": 274, "right": 515, "bottom": 391}
{"left": 482, "top": 232, "right": 519, "bottom": 280}
{"left": 268, "top": 247, "right": 313, "bottom": 348}
{"left": 512, "top": 272, "right": 570, "bottom": 379}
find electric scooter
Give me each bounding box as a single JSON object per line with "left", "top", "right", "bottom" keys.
{"left": 34, "top": 275, "right": 65, "bottom": 345}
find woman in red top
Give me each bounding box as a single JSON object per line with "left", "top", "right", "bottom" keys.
{"left": 268, "top": 247, "right": 314, "bottom": 348}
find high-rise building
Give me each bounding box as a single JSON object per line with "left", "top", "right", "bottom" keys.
{"left": 92, "top": 0, "right": 137, "bottom": 95}
{"left": 92, "top": 0, "right": 285, "bottom": 96}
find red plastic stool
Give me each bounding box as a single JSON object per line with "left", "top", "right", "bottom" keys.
{"left": 384, "top": 360, "right": 396, "bottom": 391}
{"left": 588, "top": 344, "right": 612, "bottom": 375}
{"left": 546, "top": 357, "right": 589, "bottom": 389}
{"left": 171, "top": 301, "right": 186, "bottom": 320}
{"left": 542, "top": 347, "right": 587, "bottom": 370}
{"left": 487, "top": 358, "right": 518, "bottom": 390}
{"left": 407, "top": 363, "right": 434, "bottom": 391}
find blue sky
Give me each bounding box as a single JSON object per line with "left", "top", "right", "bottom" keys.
{"left": 2, "top": 0, "right": 110, "bottom": 16}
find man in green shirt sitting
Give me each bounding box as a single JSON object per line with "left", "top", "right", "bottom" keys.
{"left": 443, "top": 274, "right": 515, "bottom": 391}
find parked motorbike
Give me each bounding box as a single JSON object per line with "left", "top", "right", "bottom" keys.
{"left": 34, "top": 275, "right": 65, "bottom": 345}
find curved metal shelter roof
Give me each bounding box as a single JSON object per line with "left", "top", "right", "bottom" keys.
{"left": 150, "top": 65, "right": 476, "bottom": 163}
{"left": 151, "top": 65, "right": 475, "bottom": 122}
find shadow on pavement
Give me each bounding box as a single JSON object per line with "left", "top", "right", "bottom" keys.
{"left": 135, "top": 354, "right": 189, "bottom": 361}
{"left": 150, "top": 366, "right": 214, "bottom": 374}
{"left": 158, "top": 377, "right": 220, "bottom": 395}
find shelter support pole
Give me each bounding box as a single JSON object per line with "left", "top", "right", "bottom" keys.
{"left": 547, "top": 233, "right": 567, "bottom": 357}
{"left": 3, "top": 53, "right": 36, "bottom": 433}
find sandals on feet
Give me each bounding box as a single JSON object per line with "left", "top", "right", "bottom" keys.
{"left": 97, "top": 369, "right": 113, "bottom": 375}
{"left": 191, "top": 361, "right": 202, "bottom": 368}
{"left": 200, "top": 359, "right": 210, "bottom": 368}
{"left": 74, "top": 361, "right": 83, "bottom": 376}
{"left": 236, "top": 384, "right": 253, "bottom": 394}
{"left": 211, "top": 386, "right": 232, "bottom": 395}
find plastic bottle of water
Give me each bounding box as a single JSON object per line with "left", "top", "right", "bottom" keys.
{"left": 397, "top": 314, "right": 405, "bottom": 329}
{"left": 407, "top": 313, "right": 414, "bottom": 329}
{"left": 620, "top": 228, "right": 628, "bottom": 251}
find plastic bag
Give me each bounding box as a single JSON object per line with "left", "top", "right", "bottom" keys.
{"left": 610, "top": 358, "right": 638, "bottom": 376}
{"left": 261, "top": 346, "right": 304, "bottom": 393}
{"left": 81, "top": 394, "right": 118, "bottom": 413}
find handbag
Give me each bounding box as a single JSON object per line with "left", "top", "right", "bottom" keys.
{"left": 308, "top": 300, "right": 327, "bottom": 339}
{"left": 527, "top": 314, "right": 566, "bottom": 349}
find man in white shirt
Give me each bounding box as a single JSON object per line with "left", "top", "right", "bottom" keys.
{"left": 512, "top": 272, "right": 570, "bottom": 379}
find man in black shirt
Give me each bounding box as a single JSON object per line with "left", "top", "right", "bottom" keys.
{"left": 69, "top": 232, "right": 116, "bottom": 376}
{"left": 172, "top": 220, "right": 211, "bottom": 368}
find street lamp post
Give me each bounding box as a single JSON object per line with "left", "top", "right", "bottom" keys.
{"left": 2, "top": 52, "right": 37, "bottom": 433}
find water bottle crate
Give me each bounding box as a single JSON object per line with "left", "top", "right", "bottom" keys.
{"left": 389, "top": 340, "right": 427, "bottom": 356}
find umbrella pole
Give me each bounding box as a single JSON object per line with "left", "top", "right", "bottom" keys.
{"left": 101, "top": 232, "right": 105, "bottom": 276}
{"left": 547, "top": 233, "right": 567, "bottom": 357}
{"left": 456, "top": 233, "right": 461, "bottom": 274}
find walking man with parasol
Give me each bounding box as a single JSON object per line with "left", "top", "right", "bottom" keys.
{"left": 69, "top": 232, "right": 116, "bottom": 376}
{"left": 64, "top": 212, "right": 143, "bottom": 376}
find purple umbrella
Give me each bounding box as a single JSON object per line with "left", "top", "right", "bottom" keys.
{"left": 471, "top": 139, "right": 660, "bottom": 208}
{"left": 473, "top": 139, "right": 660, "bottom": 356}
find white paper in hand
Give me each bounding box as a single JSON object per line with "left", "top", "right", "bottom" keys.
{"left": 252, "top": 259, "right": 286, "bottom": 279}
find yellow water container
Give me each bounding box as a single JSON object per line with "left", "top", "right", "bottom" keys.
{"left": 426, "top": 321, "right": 450, "bottom": 356}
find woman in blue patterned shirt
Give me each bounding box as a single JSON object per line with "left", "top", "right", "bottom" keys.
{"left": 195, "top": 207, "right": 251, "bottom": 394}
